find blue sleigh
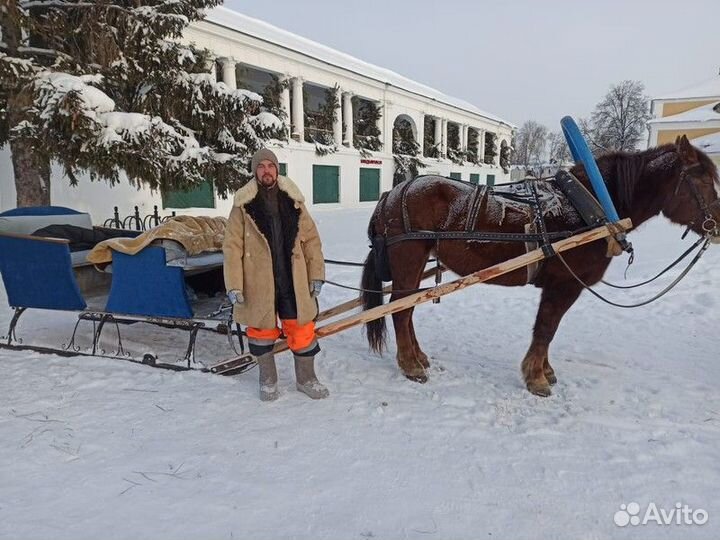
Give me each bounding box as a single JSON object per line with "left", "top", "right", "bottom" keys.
{"left": 0, "top": 206, "right": 245, "bottom": 371}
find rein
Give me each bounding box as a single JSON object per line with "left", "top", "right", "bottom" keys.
{"left": 556, "top": 236, "right": 710, "bottom": 309}
{"left": 600, "top": 235, "right": 705, "bottom": 289}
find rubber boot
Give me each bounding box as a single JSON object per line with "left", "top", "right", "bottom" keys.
{"left": 294, "top": 354, "right": 329, "bottom": 399}
{"left": 257, "top": 352, "right": 279, "bottom": 401}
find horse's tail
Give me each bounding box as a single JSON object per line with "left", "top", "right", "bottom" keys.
{"left": 362, "top": 194, "right": 389, "bottom": 353}
{"left": 361, "top": 248, "right": 386, "bottom": 353}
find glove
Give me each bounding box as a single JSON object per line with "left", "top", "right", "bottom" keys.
{"left": 310, "top": 280, "right": 323, "bottom": 298}
{"left": 227, "top": 289, "right": 244, "bottom": 305}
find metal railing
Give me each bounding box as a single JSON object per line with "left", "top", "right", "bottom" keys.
{"left": 103, "top": 206, "right": 177, "bottom": 231}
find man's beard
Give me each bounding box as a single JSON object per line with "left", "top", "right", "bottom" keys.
{"left": 259, "top": 174, "right": 277, "bottom": 187}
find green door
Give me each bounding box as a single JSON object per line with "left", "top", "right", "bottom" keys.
{"left": 161, "top": 180, "right": 215, "bottom": 209}
{"left": 359, "top": 168, "right": 380, "bottom": 202}
{"left": 313, "top": 165, "right": 340, "bottom": 204}
{"left": 449, "top": 172, "right": 462, "bottom": 180}
{"left": 279, "top": 163, "right": 287, "bottom": 176}
{"left": 486, "top": 174, "right": 496, "bottom": 187}
{"left": 469, "top": 173, "right": 480, "bottom": 185}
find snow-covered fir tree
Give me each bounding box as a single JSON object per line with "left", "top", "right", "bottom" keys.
{"left": 352, "top": 97, "right": 382, "bottom": 157}
{"left": 392, "top": 117, "right": 424, "bottom": 186}
{"left": 0, "top": 0, "right": 283, "bottom": 207}
{"left": 484, "top": 131, "right": 498, "bottom": 165}
{"left": 423, "top": 117, "right": 439, "bottom": 158}
{"left": 304, "top": 84, "right": 339, "bottom": 156}
{"left": 446, "top": 123, "right": 464, "bottom": 164}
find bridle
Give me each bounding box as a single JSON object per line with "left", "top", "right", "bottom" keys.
{"left": 674, "top": 162, "right": 720, "bottom": 239}
{"left": 556, "top": 159, "right": 720, "bottom": 309}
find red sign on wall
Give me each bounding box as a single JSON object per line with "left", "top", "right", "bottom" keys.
{"left": 360, "top": 159, "right": 382, "bottom": 165}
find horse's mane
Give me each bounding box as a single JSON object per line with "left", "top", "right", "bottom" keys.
{"left": 589, "top": 143, "right": 719, "bottom": 212}
{"left": 585, "top": 145, "right": 674, "bottom": 211}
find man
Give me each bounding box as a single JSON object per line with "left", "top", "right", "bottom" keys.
{"left": 223, "top": 148, "right": 328, "bottom": 401}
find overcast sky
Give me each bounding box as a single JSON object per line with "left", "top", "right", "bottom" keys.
{"left": 224, "top": 0, "right": 719, "bottom": 132}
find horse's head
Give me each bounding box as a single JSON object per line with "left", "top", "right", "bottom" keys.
{"left": 662, "top": 135, "right": 720, "bottom": 241}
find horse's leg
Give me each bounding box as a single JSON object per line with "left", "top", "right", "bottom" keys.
{"left": 522, "top": 280, "right": 583, "bottom": 396}
{"left": 543, "top": 354, "right": 557, "bottom": 385}
{"left": 409, "top": 316, "right": 430, "bottom": 369}
{"left": 409, "top": 251, "right": 431, "bottom": 369}
{"left": 389, "top": 242, "right": 432, "bottom": 382}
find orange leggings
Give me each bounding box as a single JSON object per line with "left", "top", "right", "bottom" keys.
{"left": 247, "top": 319, "right": 318, "bottom": 356}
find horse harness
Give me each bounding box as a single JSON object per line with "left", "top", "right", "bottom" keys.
{"left": 378, "top": 171, "right": 610, "bottom": 284}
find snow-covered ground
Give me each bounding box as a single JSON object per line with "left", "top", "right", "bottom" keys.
{"left": 1, "top": 208, "right": 719, "bottom": 540}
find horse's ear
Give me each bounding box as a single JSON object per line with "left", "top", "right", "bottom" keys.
{"left": 676, "top": 134, "right": 698, "bottom": 164}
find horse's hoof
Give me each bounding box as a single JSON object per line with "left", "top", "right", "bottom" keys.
{"left": 405, "top": 373, "right": 428, "bottom": 384}
{"left": 526, "top": 381, "right": 552, "bottom": 397}
{"left": 545, "top": 372, "right": 557, "bottom": 385}
{"left": 418, "top": 354, "right": 430, "bottom": 369}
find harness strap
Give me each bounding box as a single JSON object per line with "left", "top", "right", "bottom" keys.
{"left": 528, "top": 179, "right": 556, "bottom": 258}
{"left": 385, "top": 229, "right": 579, "bottom": 246}
{"left": 465, "top": 185, "right": 487, "bottom": 232}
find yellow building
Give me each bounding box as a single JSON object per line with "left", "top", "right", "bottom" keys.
{"left": 648, "top": 73, "right": 720, "bottom": 166}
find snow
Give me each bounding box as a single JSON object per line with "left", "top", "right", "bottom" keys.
{"left": 2, "top": 209, "right": 720, "bottom": 539}
{"left": 202, "top": 7, "right": 514, "bottom": 128}
{"left": 252, "top": 111, "right": 284, "bottom": 131}
{"left": 36, "top": 72, "right": 115, "bottom": 115}
{"left": 648, "top": 101, "right": 720, "bottom": 124}
{"left": 655, "top": 74, "right": 720, "bottom": 101}
{"left": 693, "top": 132, "right": 720, "bottom": 155}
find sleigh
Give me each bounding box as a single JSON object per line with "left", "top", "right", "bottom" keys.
{"left": 0, "top": 205, "right": 244, "bottom": 371}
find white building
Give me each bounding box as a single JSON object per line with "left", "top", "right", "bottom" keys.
{"left": 0, "top": 7, "right": 514, "bottom": 222}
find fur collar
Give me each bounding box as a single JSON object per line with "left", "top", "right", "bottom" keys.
{"left": 233, "top": 175, "right": 305, "bottom": 207}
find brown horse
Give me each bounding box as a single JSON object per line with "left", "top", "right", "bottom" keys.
{"left": 361, "top": 136, "right": 720, "bottom": 396}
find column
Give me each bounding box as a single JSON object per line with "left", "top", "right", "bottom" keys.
{"left": 342, "top": 92, "right": 354, "bottom": 148}
{"left": 478, "top": 129, "right": 486, "bottom": 163}
{"left": 433, "top": 116, "right": 442, "bottom": 157}
{"left": 333, "top": 88, "right": 343, "bottom": 146}
{"left": 280, "top": 76, "right": 291, "bottom": 141}
{"left": 462, "top": 125, "right": 469, "bottom": 152}
{"left": 291, "top": 77, "right": 304, "bottom": 142}
{"left": 441, "top": 119, "right": 448, "bottom": 158}
{"left": 220, "top": 58, "right": 236, "bottom": 90}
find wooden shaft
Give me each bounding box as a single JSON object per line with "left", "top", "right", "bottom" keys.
{"left": 316, "top": 266, "right": 441, "bottom": 322}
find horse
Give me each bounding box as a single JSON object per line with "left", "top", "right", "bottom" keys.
{"left": 360, "top": 135, "right": 720, "bottom": 396}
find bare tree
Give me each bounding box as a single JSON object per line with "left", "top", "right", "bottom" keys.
{"left": 547, "top": 131, "right": 571, "bottom": 165}
{"left": 584, "top": 80, "right": 651, "bottom": 154}
{"left": 511, "top": 120, "right": 548, "bottom": 169}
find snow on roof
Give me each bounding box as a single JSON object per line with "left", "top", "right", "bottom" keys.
{"left": 202, "top": 7, "right": 514, "bottom": 128}
{"left": 648, "top": 101, "right": 720, "bottom": 124}
{"left": 655, "top": 75, "right": 720, "bottom": 101}
{"left": 693, "top": 131, "right": 720, "bottom": 155}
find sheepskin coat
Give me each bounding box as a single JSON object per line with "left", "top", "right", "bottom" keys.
{"left": 223, "top": 176, "right": 325, "bottom": 328}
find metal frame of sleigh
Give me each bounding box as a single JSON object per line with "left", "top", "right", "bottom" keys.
{"left": 0, "top": 205, "right": 249, "bottom": 372}
{"left": 0, "top": 117, "right": 635, "bottom": 376}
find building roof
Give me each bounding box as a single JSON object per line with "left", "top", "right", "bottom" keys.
{"left": 648, "top": 100, "right": 720, "bottom": 125}
{"left": 694, "top": 131, "right": 720, "bottom": 155}
{"left": 655, "top": 74, "right": 720, "bottom": 101}
{"left": 203, "top": 7, "right": 514, "bottom": 128}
